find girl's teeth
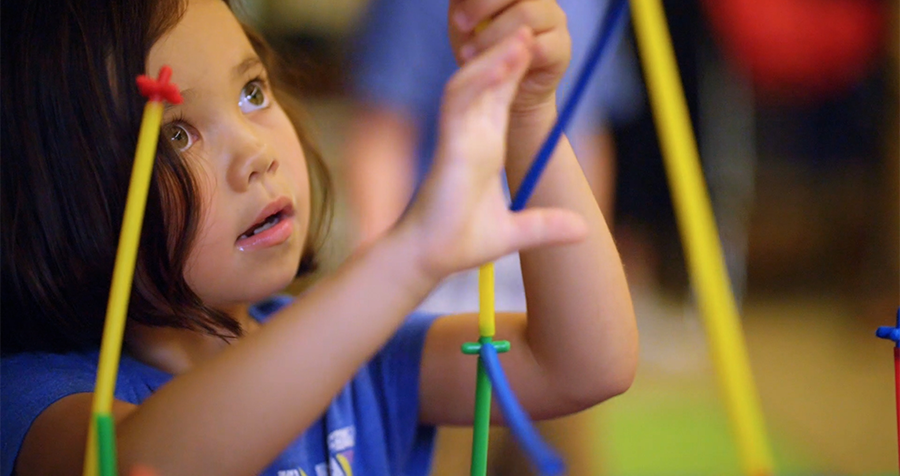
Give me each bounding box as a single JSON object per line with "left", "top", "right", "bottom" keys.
{"left": 241, "top": 214, "right": 281, "bottom": 239}
{"left": 253, "top": 218, "right": 277, "bottom": 234}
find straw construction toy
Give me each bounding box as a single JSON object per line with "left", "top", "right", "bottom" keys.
{"left": 470, "top": 0, "right": 775, "bottom": 474}
{"left": 466, "top": 1, "right": 628, "bottom": 474}
{"left": 86, "top": 1, "right": 779, "bottom": 474}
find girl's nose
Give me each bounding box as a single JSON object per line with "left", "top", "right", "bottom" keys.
{"left": 227, "top": 125, "right": 279, "bottom": 191}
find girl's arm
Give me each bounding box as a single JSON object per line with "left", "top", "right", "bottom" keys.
{"left": 417, "top": 110, "right": 638, "bottom": 425}
{"left": 417, "top": 0, "right": 638, "bottom": 425}
{"left": 17, "top": 233, "right": 434, "bottom": 476}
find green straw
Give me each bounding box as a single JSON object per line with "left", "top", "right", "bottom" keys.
{"left": 462, "top": 338, "right": 511, "bottom": 475}
{"left": 96, "top": 413, "right": 118, "bottom": 476}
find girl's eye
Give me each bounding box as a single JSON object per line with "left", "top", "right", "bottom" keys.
{"left": 239, "top": 80, "right": 269, "bottom": 113}
{"left": 163, "top": 124, "right": 194, "bottom": 151}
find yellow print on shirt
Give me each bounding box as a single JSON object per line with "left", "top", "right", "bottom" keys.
{"left": 276, "top": 426, "right": 355, "bottom": 476}
{"left": 336, "top": 453, "right": 353, "bottom": 476}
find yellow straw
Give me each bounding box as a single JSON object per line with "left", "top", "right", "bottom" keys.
{"left": 628, "top": 1, "right": 774, "bottom": 475}
{"left": 474, "top": 21, "right": 495, "bottom": 338}
{"left": 83, "top": 100, "right": 165, "bottom": 476}
{"left": 478, "top": 263, "right": 496, "bottom": 338}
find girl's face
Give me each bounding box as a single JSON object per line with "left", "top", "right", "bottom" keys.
{"left": 147, "top": 0, "right": 310, "bottom": 316}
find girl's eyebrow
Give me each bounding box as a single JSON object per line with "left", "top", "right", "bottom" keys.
{"left": 233, "top": 56, "right": 263, "bottom": 80}
{"left": 165, "top": 90, "right": 196, "bottom": 112}
{"left": 163, "top": 56, "right": 261, "bottom": 113}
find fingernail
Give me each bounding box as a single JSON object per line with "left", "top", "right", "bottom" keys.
{"left": 454, "top": 10, "right": 470, "bottom": 31}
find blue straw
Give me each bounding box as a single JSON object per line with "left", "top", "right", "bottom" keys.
{"left": 480, "top": 343, "right": 565, "bottom": 475}
{"left": 510, "top": 0, "right": 629, "bottom": 211}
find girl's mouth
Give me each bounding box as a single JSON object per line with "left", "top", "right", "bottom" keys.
{"left": 236, "top": 199, "right": 295, "bottom": 250}
{"left": 239, "top": 211, "right": 285, "bottom": 240}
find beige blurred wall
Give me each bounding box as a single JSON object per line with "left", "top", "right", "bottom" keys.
{"left": 250, "top": 0, "right": 368, "bottom": 36}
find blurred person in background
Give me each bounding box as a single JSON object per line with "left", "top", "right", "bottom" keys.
{"left": 343, "top": 0, "right": 641, "bottom": 473}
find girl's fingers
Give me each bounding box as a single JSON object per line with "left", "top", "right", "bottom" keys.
{"left": 459, "top": 0, "right": 565, "bottom": 62}
{"left": 525, "top": 25, "right": 571, "bottom": 75}
{"left": 451, "top": 0, "right": 518, "bottom": 33}
{"left": 504, "top": 208, "right": 588, "bottom": 253}
{"left": 436, "top": 29, "right": 532, "bottom": 171}
{"left": 441, "top": 28, "right": 533, "bottom": 118}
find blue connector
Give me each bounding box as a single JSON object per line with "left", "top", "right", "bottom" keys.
{"left": 876, "top": 309, "right": 900, "bottom": 347}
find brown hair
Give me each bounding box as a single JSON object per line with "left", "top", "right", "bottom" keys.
{"left": 0, "top": 0, "right": 332, "bottom": 354}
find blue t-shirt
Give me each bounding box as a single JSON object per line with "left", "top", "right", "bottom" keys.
{"left": 1, "top": 296, "right": 438, "bottom": 476}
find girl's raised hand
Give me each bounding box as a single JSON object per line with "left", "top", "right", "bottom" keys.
{"left": 398, "top": 29, "right": 587, "bottom": 281}
{"left": 447, "top": 0, "right": 571, "bottom": 115}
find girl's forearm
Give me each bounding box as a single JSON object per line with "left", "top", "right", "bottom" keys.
{"left": 117, "top": 229, "right": 437, "bottom": 476}
{"left": 505, "top": 103, "right": 638, "bottom": 406}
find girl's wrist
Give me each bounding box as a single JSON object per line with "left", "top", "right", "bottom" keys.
{"left": 509, "top": 95, "right": 558, "bottom": 130}
{"left": 506, "top": 98, "right": 559, "bottom": 174}
{"left": 378, "top": 220, "right": 445, "bottom": 297}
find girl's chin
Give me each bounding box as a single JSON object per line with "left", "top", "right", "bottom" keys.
{"left": 189, "top": 257, "right": 304, "bottom": 307}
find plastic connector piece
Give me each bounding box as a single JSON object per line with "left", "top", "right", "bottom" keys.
{"left": 876, "top": 309, "right": 900, "bottom": 347}
{"left": 461, "top": 340, "right": 511, "bottom": 355}
{"left": 136, "top": 66, "right": 183, "bottom": 104}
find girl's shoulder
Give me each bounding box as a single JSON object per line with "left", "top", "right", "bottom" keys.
{"left": 0, "top": 350, "right": 171, "bottom": 473}
{"left": 2, "top": 350, "right": 110, "bottom": 402}
{"left": 1, "top": 349, "right": 172, "bottom": 410}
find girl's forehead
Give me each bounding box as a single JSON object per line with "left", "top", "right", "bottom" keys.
{"left": 147, "top": 0, "right": 255, "bottom": 89}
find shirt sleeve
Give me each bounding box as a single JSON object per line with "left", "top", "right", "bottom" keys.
{"left": 1, "top": 352, "right": 98, "bottom": 476}
{"left": 366, "top": 312, "right": 440, "bottom": 474}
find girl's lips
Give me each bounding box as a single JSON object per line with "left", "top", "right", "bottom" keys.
{"left": 236, "top": 197, "right": 296, "bottom": 250}
{"left": 236, "top": 214, "right": 294, "bottom": 250}
{"left": 241, "top": 197, "right": 293, "bottom": 237}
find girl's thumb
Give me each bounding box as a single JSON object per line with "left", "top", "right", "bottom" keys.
{"left": 505, "top": 208, "right": 588, "bottom": 253}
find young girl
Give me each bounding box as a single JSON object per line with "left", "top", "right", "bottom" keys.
{"left": 0, "top": 0, "right": 638, "bottom": 475}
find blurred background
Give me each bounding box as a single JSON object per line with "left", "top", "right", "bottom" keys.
{"left": 240, "top": 0, "right": 899, "bottom": 474}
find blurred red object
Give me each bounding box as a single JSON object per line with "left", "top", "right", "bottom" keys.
{"left": 702, "top": 0, "right": 886, "bottom": 103}
{"left": 128, "top": 465, "right": 159, "bottom": 476}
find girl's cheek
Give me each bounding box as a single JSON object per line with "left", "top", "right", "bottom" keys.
{"left": 187, "top": 153, "right": 221, "bottom": 198}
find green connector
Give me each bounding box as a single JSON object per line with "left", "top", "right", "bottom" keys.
{"left": 461, "top": 340, "right": 510, "bottom": 355}
{"left": 464, "top": 337, "right": 512, "bottom": 476}
{"left": 96, "top": 413, "right": 118, "bottom": 476}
